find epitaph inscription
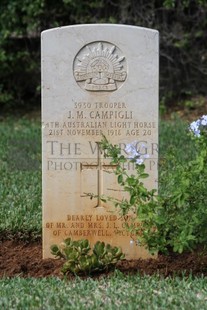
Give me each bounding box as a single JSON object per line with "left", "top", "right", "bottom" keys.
{"left": 42, "top": 24, "right": 159, "bottom": 259}
{"left": 73, "top": 42, "right": 127, "bottom": 91}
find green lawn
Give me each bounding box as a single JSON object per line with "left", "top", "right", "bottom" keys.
{"left": 0, "top": 118, "right": 41, "bottom": 238}
{"left": 1, "top": 273, "right": 207, "bottom": 310}
{"left": 1, "top": 115, "right": 205, "bottom": 310}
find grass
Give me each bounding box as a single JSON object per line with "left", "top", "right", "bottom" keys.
{"left": 159, "top": 115, "right": 196, "bottom": 162}
{"left": 1, "top": 114, "right": 205, "bottom": 309}
{"left": 0, "top": 117, "right": 41, "bottom": 238}
{"left": 158, "top": 115, "right": 196, "bottom": 196}
{"left": 1, "top": 273, "right": 207, "bottom": 309}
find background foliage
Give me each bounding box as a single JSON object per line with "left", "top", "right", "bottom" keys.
{"left": 0, "top": 0, "right": 207, "bottom": 112}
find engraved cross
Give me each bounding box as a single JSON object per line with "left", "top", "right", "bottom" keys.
{"left": 81, "top": 142, "right": 116, "bottom": 208}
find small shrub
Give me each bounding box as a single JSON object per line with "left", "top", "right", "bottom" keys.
{"left": 51, "top": 238, "right": 125, "bottom": 275}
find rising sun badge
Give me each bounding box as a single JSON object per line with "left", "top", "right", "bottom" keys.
{"left": 73, "top": 41, "right": 127, "bottom": 92}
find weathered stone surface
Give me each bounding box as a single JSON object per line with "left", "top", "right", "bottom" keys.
{"left": 42, "top": 24, "right": 159, "bottom": 259}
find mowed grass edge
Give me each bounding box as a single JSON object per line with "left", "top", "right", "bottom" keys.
{"left": 1, "top": 273, "right": 207, "bottom": 310}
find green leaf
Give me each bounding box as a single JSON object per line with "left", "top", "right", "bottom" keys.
{"left": 127, "top": 177, "right": 136, "bottom": 186}
{"left": 118, "top": 174, "right": 123, "bottom": 184}
{"left": 140, "top": 173, "right": 149, "bottom": 179}
{"left": 130, "top": 195, "right": 136, "bottom": 205}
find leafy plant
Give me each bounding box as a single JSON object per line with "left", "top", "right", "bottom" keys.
{"left": 50, "top": 238, "right": 125, "bottom": 275}
{"left": 98, "top": 117, "right": 207, "bottom": 254}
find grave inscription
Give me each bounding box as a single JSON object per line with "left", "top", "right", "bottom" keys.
{"left": 42, "top": 24, "right": 159, "bottom": 259}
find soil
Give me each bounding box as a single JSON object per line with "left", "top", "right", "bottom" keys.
{"left": 1, "top": 240, "right": 207, "bottom": 279}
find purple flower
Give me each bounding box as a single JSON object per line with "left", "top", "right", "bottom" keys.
{"left": 201, "top": 115, "right": 207, "bottom": 126}
{"left": 189, "top": 115, "right": 207, "bottom": 137}
{"left": 125, "top": 141, "right": 149, "bottom": 165}
{"left": 189, "top": 120, "right": 201, "bottom": 137}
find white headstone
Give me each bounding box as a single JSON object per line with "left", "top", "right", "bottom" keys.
{"left": 42, "top": 24, "right": 159, "bottom": 259}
